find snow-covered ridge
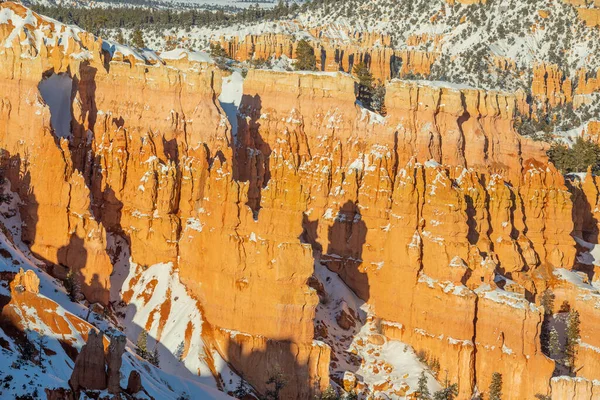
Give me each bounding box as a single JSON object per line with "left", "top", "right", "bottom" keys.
{"left": 0, "top": 2, "right": 214, "bottom": 66}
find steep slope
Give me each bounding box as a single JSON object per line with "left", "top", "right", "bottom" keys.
{"left": 0, "top": 178, "right": 230, "bottom": 399}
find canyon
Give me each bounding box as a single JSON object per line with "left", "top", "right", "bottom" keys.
{"left": 1, "top": 1, "right": 600, "bottom": 399}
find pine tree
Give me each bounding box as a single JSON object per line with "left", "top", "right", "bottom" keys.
{"left": 175, "top": 341, "right": 185, "bottom": 361}
{"left": 540, "top": 289, "right": 555, "bottom": 356}
{"left": 136, "top": 329, "right": 148, "bottom": 359}
{"left": 353, "top": 62, "right": 374, "bottom": 109}
{"left": 18, "top": 330, "right": 36, "bottom": 363}
{"left": 371, "top": 82, "right": 387, "bottom": 115}
{"left": 540, "top": 290, "right": 555, "bottom": 314}
{"left": 35, "top": 331, "right": 48, "bottom": 370}
{"left": 559, "top": 300, "right": 571, "bottom": 313}
{"left": 294, "top": 39, "right": 317, "bottom": 71}
{"left": 116, "top": 30, "right": 126, "bottom": 45}
{"left": 416, "top": 371, "right": 431, "bottom": 400}
{"left": 64, "top": 269, "right": 80, "bottom": 302}
{"left": 265, "top": 371, "right": 286, "bottom": 400}
{"left": 210, "top": 42, "right": 228, "bottom": 58}
{"left": 233, "top": 373, "right": 251, "bottom": 398}
{"left": 565, "top": 310, "right": 581, "bottom": 371}
{"left": 319, "top": 385, "right": 339, "bottom": 400}
{"left": 150, "top": 346, "right": 160, "bottom": 367}
{"left": 488, "top": 372, "right": 502, "bottom": 400}
{"left": 342, "top": 392, "right": 357, "bottom": 400}
{"left": 549, "top": 327, "right": 561, "bottom": 360}
{"left": 131, "top": 28, "right": 145, "bottom": 49}
{"left": 433, "top": 373, "right": 458, "bottom": 400}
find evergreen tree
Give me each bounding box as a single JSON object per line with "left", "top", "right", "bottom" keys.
{"left": 116, "top": 30, "right": 126, "bottom": 45}
{"left": 548, "top": 138, "right": 600, "bottom": 174}
{"left": 319, "top": 385, "right": 339, "bottom": 400}
{"left": 353, "top": 62, "right": 374, "bottom": 109}
{"left": 540, "top": 289, "right": 555, "bottom": 356}
{"left": 294, "top": 39, "right": 317, "bottom": 71}
{"left": 131, "top": 28, "right": 145, "bottom": 49}
{"left": 35, "top": 331, "right": 48, "bottom": 370}
{"left": 265, "top": 371, "right": 286, "bottom": 400}
{"left": 136, "top": 329, "right": 148, "bottom": 359}
{"left": 210, "top": 42, "right": 228, "bottom": 58}
{"left": 416, "top": 371, "right": 431, "bottom": 400}
{"left": 342, "top": 391, "right": 357, "bottom": 400}
{"left": 540, "top": 290, "right": 555, "bottom": 314}
{"left": 150, "top": 346, "right": 160, "bottom": 367}
{"left": 233, "top": 373, "right": 251, "bottom": 398}
{"left": 559, "top": 300, "right": 571, "bottom": 313}
{"left": 488, "top": 372, "right": 502, "bottom": 400}
{"left": 433, "top": 373, "right": 458, "bottom": 400}
{"left": 175, "top": 341, "right": 185, "bottom": 361}
{"left": 18, "top": 331, "right": 36, "bottom": 363}
{"left": 64, "top": 269, "right": 80, "bottom": 302}
{"left": 565, "top": 310, "right": 581, "bottom": 371}
{"left": 549, "top": 327, "right": 561, "bottom": 360}
{"left": 371, "top": 81, "right": 387, "bottom": 116}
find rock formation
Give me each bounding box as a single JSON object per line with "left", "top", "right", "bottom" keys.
{"left": 69, "top": 330, "right": 107, "bottom": 391}
{"left": 3, "top": 2, "right": 600, "bottom": 399}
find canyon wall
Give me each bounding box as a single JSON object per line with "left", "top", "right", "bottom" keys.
{"left": 3, "top": 3, "right": 600, "bottom": 399}
{"left": 216, "top": 32, "right": 436, "bottom": 81}
{"left": 235, "top": 69, "right": 576, "bottom": 399}
{"left": 0, "top": 3, "right": 328, "bottom": 398}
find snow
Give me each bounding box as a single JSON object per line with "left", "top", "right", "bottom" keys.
{"left": 118, "top": 261, "right": 233, "bottom": 398}
{"left": 219, "top": 70, "right": 244, "bottom": 140}
{"left": 574, "top": 236, "right": 600, "bottom": 269}
{"left": 314, "top": 260, "right": 441, "bottom": 397}
{"left": 160, "top": 48, "right": 214, "bottom": 63}
{"left": 101, "top": 39, "right": 146, "bottom": 61}
{"left": 424, "top": 159, "right": 441, "bottom": 168}
{"left": 38, "top": 74, "right": 73, "bottom": 139}
{"left": 553, "top": 267, "right": 598, "bottom": 293}
{"left": 475, "top": 283, "right": 539, "bottom": 312}
{"left": 0, "top": 179, "right": 230, "bottom": 399}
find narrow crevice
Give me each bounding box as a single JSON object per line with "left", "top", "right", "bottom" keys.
{"left": 471, "top": 294, "right": 479, "bottom": 395}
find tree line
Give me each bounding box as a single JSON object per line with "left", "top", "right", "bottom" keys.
{"left": 31, "top": 1, "right": 300, "bottom": 35}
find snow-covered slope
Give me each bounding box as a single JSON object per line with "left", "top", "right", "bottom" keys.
{"left": 0, "top": 180, "right": 231, "bottom": 399}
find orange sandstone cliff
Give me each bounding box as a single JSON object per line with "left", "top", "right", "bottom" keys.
{"left": 3, "top": 2, "right": 600, "bottom": 399}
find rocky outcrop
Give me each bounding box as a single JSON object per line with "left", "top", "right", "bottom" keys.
{"left": 216, "top": 31, "right": 436, "bottom": 81}
{"left": 233, "top": 69, "right": 578, "bottom": 398}
{"left": 106, "top": 333, "right": 127, "bottom": 394}
{"left": 70, "top": 330, "right": 107, "bottom": 391}
{"left": 531, "top": 63, "right": 573, "bottom": 107}
{"left": 551, "top": 377, "right": 600, "bottom": 398}
{"left": 10, "top": 269, "right": 40, "bottom": 294}
{"left": 563, "top": 0, "right": 600, "bottom": 27}
{"left": 127, "top": 370, "right": 143, "bottom": 394}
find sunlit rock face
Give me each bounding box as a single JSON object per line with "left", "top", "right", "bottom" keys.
{"left": 2, "top": 2, "right": 600, "bottom": 399}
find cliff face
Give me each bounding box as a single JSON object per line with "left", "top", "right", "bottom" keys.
{"left": 216, "top": 32, "right": 436, "bottom": 81}
{"left": 235, "top": 70, "right": 575, "bottom": 399}
{"left": 3, "top": 2, "right": 600, "bottom": 399}
{"left": 0, "top": 3, "right": 328, "bottom": 398}
{"left": 563, "top": 0, "right": 600, "bottom": 27}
